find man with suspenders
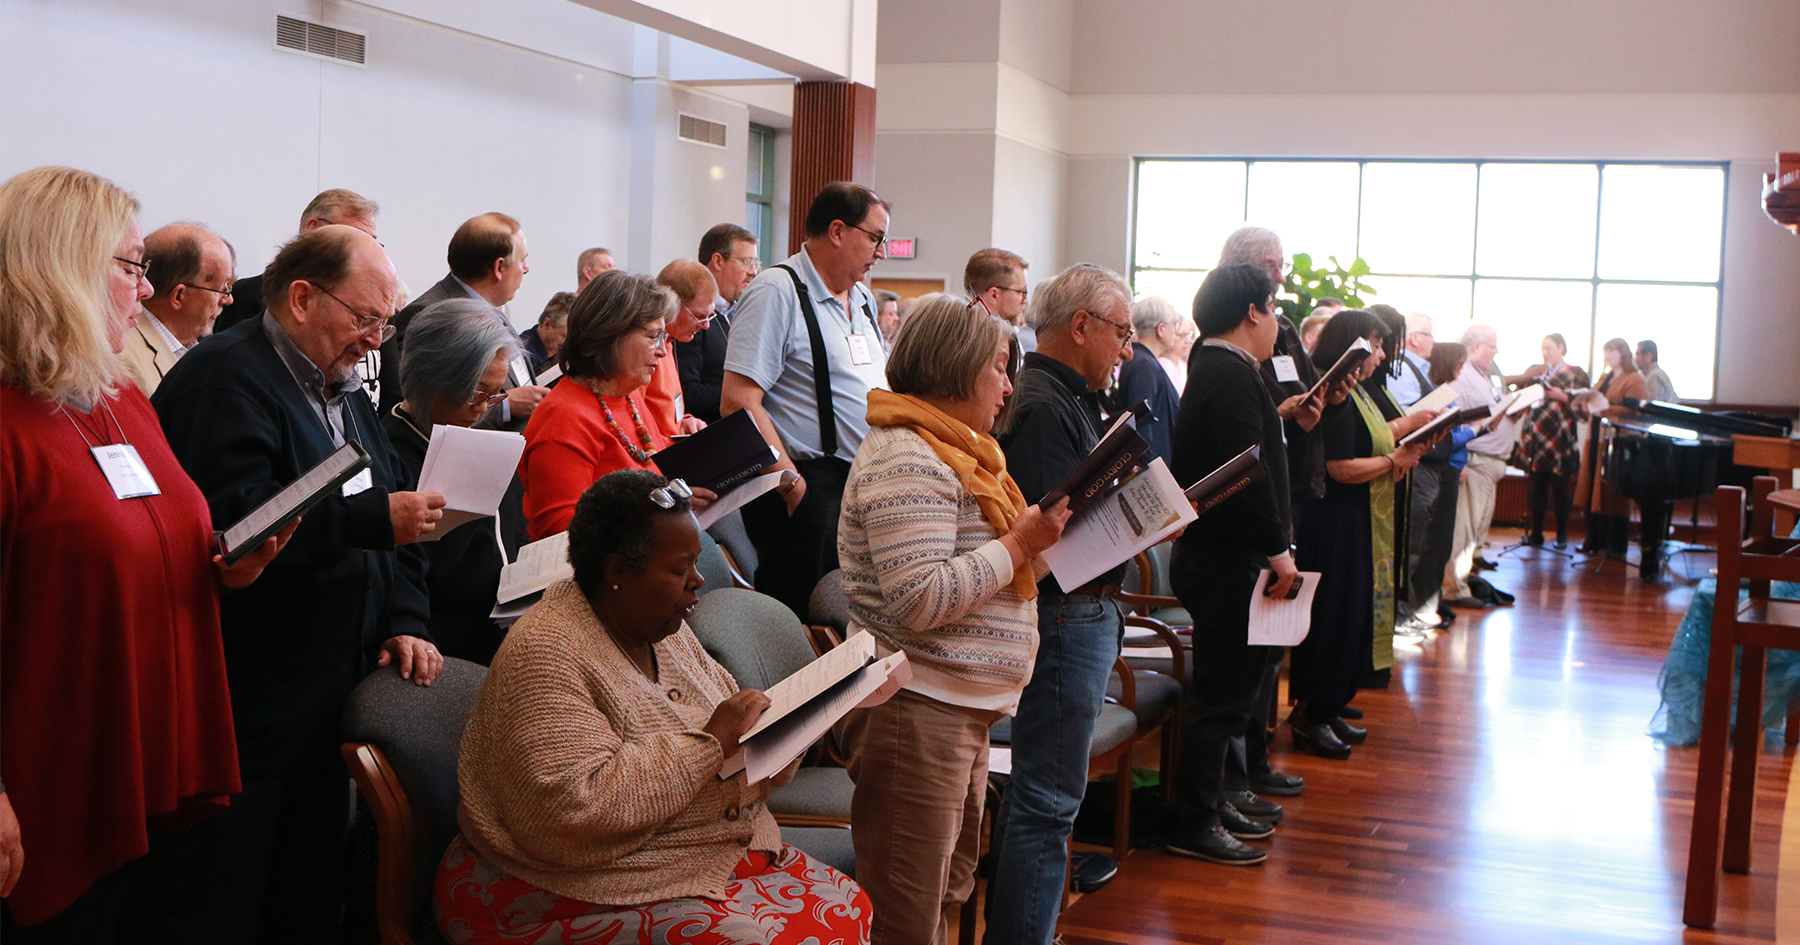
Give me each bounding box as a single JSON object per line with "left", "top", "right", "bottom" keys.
{"left": 720, "top": 182, "right": 891, "bottom": 617}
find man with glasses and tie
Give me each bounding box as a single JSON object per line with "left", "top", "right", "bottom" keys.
{"left": 677, "top": 223, "right": 759, "bottom": 423}
{"left": 123, "top": 222, "right": 236, "bottom": 394}
{"left": 150, "top": 225, "right": 446, "bottom": 944}
{"left": 721, "top": 182, "right": 890, "bottom": 618}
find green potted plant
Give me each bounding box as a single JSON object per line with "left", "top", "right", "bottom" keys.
{"left": 1278, "top": 253, "right": 1378, "bottom": 325}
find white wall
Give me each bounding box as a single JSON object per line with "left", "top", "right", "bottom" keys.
{"left": 0, "top": 0, "right": 787, "bottom": 329}
{"left": 1059, "top": 0, "right": 1800, "bottom": 406}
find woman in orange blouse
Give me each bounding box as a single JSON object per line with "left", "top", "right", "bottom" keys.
{"left": 521, "top": 270, "right": 714, "bottom": 540}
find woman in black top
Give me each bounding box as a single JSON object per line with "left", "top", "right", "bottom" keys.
{"left": 1289, "top": 311, "right": 1432, "bottom": 757}
{"left": 382, "top": 299, "right": 530, "bottom": 664}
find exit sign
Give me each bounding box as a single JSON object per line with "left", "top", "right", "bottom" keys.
{"left": 886, "top": 237, "right": 916, "bottom": 259}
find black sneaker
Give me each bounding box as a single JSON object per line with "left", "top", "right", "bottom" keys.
{"left": 1068, "top": 852, "right": 1117, "bottom": 893}
{"left": 1166, "top": 825, "right": 1267, "bottom": 865}
{"left": 1248, "top": 769, "right": 1305, "bottom": 796}
{"left": 1219, "top": 802, "right": 1274, "bottom": 839}
{"left": 1225, "top": 790, "right": 1283, "bottom": 824}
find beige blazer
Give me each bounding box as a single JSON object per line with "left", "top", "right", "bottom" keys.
{"left": 121, "top": 320, "right": 181, "bottom": 395}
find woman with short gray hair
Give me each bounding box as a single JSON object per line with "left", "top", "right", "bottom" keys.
{"left": 834, "top": 294, "right": 1071, "bottom": 943}
{"left": 1130, "top": 296, "right": 1197, "bottom": 394}
{"left": 381, "top": 298, "right": 526, "bottom": 663}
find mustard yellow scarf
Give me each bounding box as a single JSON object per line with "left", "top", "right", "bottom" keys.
{"left": 865, "top": 390, "right": 1037, "bottom": 600}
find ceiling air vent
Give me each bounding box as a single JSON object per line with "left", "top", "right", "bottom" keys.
{"left": 275, "top": 14, "right": 367, "bottom": 66}
{"left": 678, "top": 114, "right": 728, "bottom": 149}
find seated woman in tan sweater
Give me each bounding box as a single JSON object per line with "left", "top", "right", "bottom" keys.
{"left": 434, "top": 469, "right": 871, "bottom": 944}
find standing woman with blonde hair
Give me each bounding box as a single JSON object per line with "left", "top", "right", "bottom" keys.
{"left": 835, "top": 294, "right": 1069, "bottom": 943}
{"left": 0, "top": 167, "right": 288, "bottom": 939}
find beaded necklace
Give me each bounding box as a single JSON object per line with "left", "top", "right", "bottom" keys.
{"left": 584, "top": 379, "right": 656, "bottom": 463}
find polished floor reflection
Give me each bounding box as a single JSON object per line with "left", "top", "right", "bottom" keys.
{"left": 1062, "top": 529, "right": 1790, "bottom": 944}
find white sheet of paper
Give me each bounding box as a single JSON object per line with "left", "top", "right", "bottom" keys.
{"left": 1572, "top": 389, "right": 1610, "bottom": 414}
{"left": 90, "top": 443, "right": 161, "bottom": 499}
{"left": 1406, "top": 383, "right": 1460, "bottom": 416}
{"left": 495, "top": 530, "right": 572, "bottom": 604}
{"left": 1270, "top": 355, "right": 1300, "bottom": 384}
{"left": 415, "top": 425, "right": 526, "bottom": 541}
{"left": 1500, "top": 384, "right": 1546, "bottom": 415}
{"left": 693, "top": 469, "right": 797, "bottom": 529}
{"left": 987, "top": 747, "right": 1013, "bottom": 777}
{"left": 1040, "top": 458, "right": 1197, "bottom": 590}
{"left": 1247, "top": 569, "right": 1322, "bottom": 646}
{"left": 341, "top": 467, "right": 374, "bottom": 497}
{"left": 535, "top": 361, "right": 563, "bottom": 385}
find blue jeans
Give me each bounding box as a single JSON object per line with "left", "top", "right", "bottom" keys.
{"left": 985, "top": 593, "right": 1123, "bottom": 944}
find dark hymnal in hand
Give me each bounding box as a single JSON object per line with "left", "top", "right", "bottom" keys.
{"left": 1305, "top": 339, "right": 1373, "bottom": 400}
{"left": 1398, "top": 404, "right": 1496, "bottom": 447}
{"left": 533, "top": 360, "right": 564, "bottom": 387}
{"left": 1039, "top": 401, "right": 1153, "bottom": 515}
{"left": 1183, "top": 445, "right": 1268, "bottom": 515}
{"left": 651, "top": 409, "right": 777, "bottom": 495}
{"left": 216, "top": 441, "right": 370, "bottom": 565}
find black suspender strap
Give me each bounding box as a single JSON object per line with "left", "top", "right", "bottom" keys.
{"left": 1403, "top": 353, "right": 1433, "bottom": 395}
{"left": 774, "top": 264, "right": 839, "bottom": 457}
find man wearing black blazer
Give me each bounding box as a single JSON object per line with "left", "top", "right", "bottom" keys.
{"left": 676, "top": 223, "right": 758, "bottom": 423}
{"left": 376, "top": 212, "right": 548, "bottom": 427}
{"left": 1163, "top": 263, "right": 1301, "bottom": 867}
{"left": 152, "top": 226, "right": 446, "bottom": 943}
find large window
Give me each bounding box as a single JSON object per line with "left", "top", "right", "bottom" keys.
{"left": 746, "top": 123, "right": 777, "bottom": 266}
{"left": 1132, "top": 159, "right": 1727, "bottom": 399}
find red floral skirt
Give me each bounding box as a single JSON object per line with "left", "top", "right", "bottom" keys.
{"left": 433, "top": 834, "right": 870, "bottom": 944}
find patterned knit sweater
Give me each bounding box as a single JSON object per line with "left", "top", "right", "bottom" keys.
{"left": 838, "top": 425, "right": 1038, "bottom": 713}
{"left": 454, "top": 581, "right": 782, "bottom": 906}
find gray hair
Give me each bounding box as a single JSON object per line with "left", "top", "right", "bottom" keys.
{"left": 399, "top": 299, "right": 519, "bottom": 411}
{"left": 886, "top": 293, "right": 1008, "bottom": 401}
{"left": 874, "top": 289, "right": 900, "bottom": 306}
{"left": 1219, "top": 226, "right": 1283, "bottom": 268}
{"left": 1028, "top": 263, "right": 1128, "bottom": 338}
{"left": 1130, "top": 295, "right": 1180, "bottom": 335}
{"left": 1459, "top": 323, "right": 1497, "bottom": 347}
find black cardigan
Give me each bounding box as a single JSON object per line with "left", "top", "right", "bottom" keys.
{"left": 152, "top": 316, "right": 433, "bottom": 778}
{"left": 1172, "top": 344, "right": 1293, "bottom": 565}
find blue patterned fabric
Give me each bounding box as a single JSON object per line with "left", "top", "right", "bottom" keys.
{"left": 1650, "top": 577, "right": 1800, "bottom": 746}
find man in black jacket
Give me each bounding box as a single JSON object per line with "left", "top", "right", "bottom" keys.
{"left": 152, "top": 226, "right": 446, "bottom": 943}
{"left": 677, "top": 223, "right": 759, "bottom": 423}
{"left": 1163, "top": 262, "right": 1299, "bottom": 866}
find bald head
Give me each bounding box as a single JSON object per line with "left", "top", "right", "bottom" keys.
{"left": 448, "top": 212, "right": 528, "bottom": 307}
{"left": 658, "top": 258, "right": 718, "bottom": 344}
{"left": 265, "top": 226, "right": 398, "bottom": 381}
{"left": 1405, "top": 311, "right": 1435, "bottom": 357}
{"left": 143, "top": 223, "right": 234, "bottom": 344}
{"left": 1458, "top": 323, "right": 1498, "bottom": 371}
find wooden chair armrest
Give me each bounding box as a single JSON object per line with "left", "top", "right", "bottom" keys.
{"left": 1112, "top": 655, "right": 1137, "bottom": 711}
{"left": 341, "top": 742, "right": 421, "bottom": 945}
{"left": 1123, "top": 615, "right": 1187, "bottom": 689}
{"left": 803, "top": 624, "right": 843, "bottom": 657}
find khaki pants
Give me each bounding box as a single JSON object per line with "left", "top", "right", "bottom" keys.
{"left": 1445, "top": 452, "right": 1508, "bottom": 600}
{"left": 837, "top": 688, "right": 1000, "bottom": 945}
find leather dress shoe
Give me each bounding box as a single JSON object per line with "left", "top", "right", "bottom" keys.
{"left": 1473, "top": 556, "right": 1498, "bottom": 572}
{"left": 1248, "top": 769, "right": 1305, "bottom": 796}
{"left": 1290, "top": 718, "right": 1353, "bottom": 759}
{"left": 1166, "top": 825, "right": 1267, "bottom": 866}
{"left": 1226, "top": 790, "right": 1283, "bottom": 824}
{"left": 1219, "top": 803, "right": 1275, "bottom": 840}
{"left": 1327, "top": 717, "right": 1367, "bottom": 745}
{"left": 1337, "top": 706, "right": 1364, "bottom": 720}
{"left": 1445, "top": 596, "right": 1489, "bottom": 609}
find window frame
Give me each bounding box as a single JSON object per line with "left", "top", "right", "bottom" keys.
{"left": 747, "top": 123, "right": 778, "bottom": 267}
{"left": 1128, "top": 156, "right": 1731, "bottom": 400}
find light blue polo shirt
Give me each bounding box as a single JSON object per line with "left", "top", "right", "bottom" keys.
{"left": 723, "top": 246, "right": 886, "bottom": 463}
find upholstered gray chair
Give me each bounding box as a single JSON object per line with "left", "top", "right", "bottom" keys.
{"left": 705, "top": 509, "right": 758, "bottom": 589}
{"left": 687, "top": 588, "right": 856, "bottom": 839}
{"left": 340, "top": 658, "right": 488, "bottom": 945}
{"left": 805, "top": 568, "right": 851, "bottom": 654}
{"left": 695, "top": 529, "right": 732, "bottom": 598}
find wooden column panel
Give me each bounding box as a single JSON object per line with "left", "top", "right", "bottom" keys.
{"left": 788, "top": 81, "right": 877, "bottom": 255}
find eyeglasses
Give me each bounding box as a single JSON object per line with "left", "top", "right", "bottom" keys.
{"left": 114, "top": 256, "right": 152, "bottom": 282}
{"left": 649, "top": 478, "right": 693, "bottom": 509}
{"left": 644, "top": 327, "right": 671, "bottom": 347}
{"left": 847, "top": 223, "right": 888, "bottom": 252}
{"left": 1087, "top": 309, "right": 1135, "bottom": 344}
{"left": 179, "top": 281, "right": 234, "bottom": 297}
{"left": 464, "top": 387, "right": 507, "bottom": 408}
{"left": 313, "top": 284, "right": 397, "bottom": 343}
{"left": 997, "top": 286, "right": 1028, "bottom": 300}
{"left": 729, "top": 254, "right": 761, "bottom": 272}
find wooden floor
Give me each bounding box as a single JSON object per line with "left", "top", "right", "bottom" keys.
{"left": 1060, "top": 527, "right": 1792, "bottom": 945}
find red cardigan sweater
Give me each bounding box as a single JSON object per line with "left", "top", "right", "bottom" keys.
{"left": 520, "top": 380, "right": 673, "bottom": 540}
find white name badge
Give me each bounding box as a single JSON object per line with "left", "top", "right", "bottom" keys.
{"left": 508, "top": 355, "right": 532, "bottom": 389}
{"left": 90, "top": 444, "right": 161, "bottom": 499}
{"left": 1271, "top": 355, "right": 1300, "bottom": 384}
{"left": 341, "top": 467, "right": 374, "bottom": 497}
{"left": 846, "top": 334, "right": 874, "bottom": 366}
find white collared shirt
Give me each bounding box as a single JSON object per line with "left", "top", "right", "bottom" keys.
{"left": 143, "top": 310, "right": 189, "bottom": 359}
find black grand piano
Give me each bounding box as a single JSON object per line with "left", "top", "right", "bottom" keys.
{"left": 1601, "top": 399, "right": 1794, "bottom": 577}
